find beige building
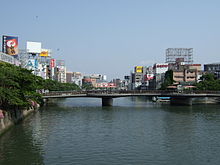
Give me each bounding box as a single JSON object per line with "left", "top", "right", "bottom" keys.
{"left": 173, "top": 69, "right": 199, "bottom": 83}
{"left": 172, "top": 64, "right": 202, "bottom": 83}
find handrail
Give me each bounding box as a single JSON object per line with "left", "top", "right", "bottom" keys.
{"left": 42, "top": 90, "right": 220, "bottom": 96}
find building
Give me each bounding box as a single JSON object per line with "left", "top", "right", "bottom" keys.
{"left": 130, "top": 66, "right": 144, "bottom": 89}
{"left": 54, "top": 60, "right": 66, "bottom": 83}
{"left": 151, "top": 63, "right": 169, "bottom": 89}
{"left": 113, "top": 78, "right": 123, "bottom": 89}
{"left": 72, "top": 72, "right": 83, "bottom": 87}
{"left": 66, "top": 71, "right": 73, "bottom": 83}
{"left": 171, "top": 61, "right": 202, "bottom": 83}
{"left": 204, "top": 63, "right": 220, "bottom": 79}
{"left": 173, "top": 69, "right": 197, "bottom": 83}
{"left": 122, "top": 76, "right": 131, "bottom": 90}
{"left": 0, "top": 51, "right": 20, "bottom": 66}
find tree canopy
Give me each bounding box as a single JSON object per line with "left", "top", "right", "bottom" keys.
{"left": 43, "top": 79, "right": 80, "bottom": 91}
{"left": 196, "top": 73, "right": 220, "bottom": 90}
{"left": 0, "top": 62, "right": 80, "bottom": 111}
{"left": 160, "top": 70, "right": 174, "bottom": 90}
{"left": 0, "top": 62, "right": 43, "bottom": 110}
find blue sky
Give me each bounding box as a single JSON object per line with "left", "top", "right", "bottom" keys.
{"left": 1, "top": 0, "right": 220, "bottom": 80}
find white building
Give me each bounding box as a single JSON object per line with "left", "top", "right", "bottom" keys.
{"left": 72, "top": 72, "right": 83, "bottom": 87}
{"left": 153, "top": 63, "right": 169, "bottom": 74}
{"left": 153, "top": 63, "right": 169, "bottom": 89}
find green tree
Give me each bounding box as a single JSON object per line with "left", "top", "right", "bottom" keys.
{"left": 160, "top": 70, "right": 174, "bottom": 90}
{"left": 0, "top": 62, "right": 43, "bottom": 110}
{"left": 196, "top": 73, "right": 220, "bottom": 90}
{"left": 42, "top": 79, "right": 80, "bottom": 91}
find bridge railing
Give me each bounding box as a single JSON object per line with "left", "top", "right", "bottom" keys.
{"left": 42, "top": 90, "right": 220, "bottom": 96}
{"left": 42, "top": 90, "right": 87, "bottom": 96}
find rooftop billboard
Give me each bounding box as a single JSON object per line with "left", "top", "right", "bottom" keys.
{"left": 26, "top": 41, "right": 42, "bottom": 54}
{"left": 135, "top": 66, "right": 143, "bottom": 73}
{"left": 2, "top": 35, "right": 19, "bottom": 56}
{"left": 40, "top": 49, "right": 51, "bottom": 57}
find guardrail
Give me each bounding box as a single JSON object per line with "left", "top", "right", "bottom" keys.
{"left": 42, "top": 90, "right": 220, "bottom": 96}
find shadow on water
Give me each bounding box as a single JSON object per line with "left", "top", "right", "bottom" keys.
{"left": 0, "top": 112, "right": 44, "bottom": 165}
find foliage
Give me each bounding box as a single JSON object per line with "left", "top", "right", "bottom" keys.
{"left": 196, "top": 73, "right": 220, "bottom": 90}
{"left": 160, "top": 70, "right": 174, "bottom": 90}
{"left": 0, "top": 62, "right": 43, "bottom": 110}
{"left": 43, "top": 79, "right": 80, "bottom": 91}
{"left": 0, "top": 62, "right": 80, "bottom": 110}
{"left": 81, "top": 83, "right": 93, "bottom": 90}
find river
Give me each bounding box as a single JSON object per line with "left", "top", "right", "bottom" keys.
{"left": 1, "top": 97, "right": 220, "bottom": 165}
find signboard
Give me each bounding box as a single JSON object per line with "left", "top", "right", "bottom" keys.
{"left": 50, "top": 59, "right": 55, "bottom": 68}
{"left": 144, "top": 74, "right": 154, "bottom": 81}
{"left": 2, "top": 35, "right": 19, "bottom": 56}
{"left": 40, "top": 49, "right": 50, "bottom": 57}
{"left": 26, "top": 59, "right": 39, "bottom": 70}
{"left": 135, "top": 66, "right": 143, "bottom": 73}
{"left": 27, "top": 41, "right": 42, "bottom": 54}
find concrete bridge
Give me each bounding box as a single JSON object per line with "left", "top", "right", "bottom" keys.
{"left": 42, "top": 90, "right": 220, "bottom": 106}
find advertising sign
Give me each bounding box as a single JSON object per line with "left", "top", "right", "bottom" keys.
{"left": 27, "top": 41, "right": 42, "bottom": 54}
{"left": 144, "top": 74, "right": 154, "bottom": 81}
{"left": 40, "top": 49, "right": 50, "bottom": 57}
{"left": 26, "top": 59, "right": 39, "bottom": 70}
{"left": 50, "top": 59, "right": 55, "bottom": 68}
{"left": 2, "top": 35, "right": 19, "bottom": 56}
{"left": 135, "top": 66, "right": 143, "bottom": 73}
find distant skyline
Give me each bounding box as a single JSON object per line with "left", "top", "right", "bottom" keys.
{"left": 1, "top": 0, "right": 220, "bottom": 80}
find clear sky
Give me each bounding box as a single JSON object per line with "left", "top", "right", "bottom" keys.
{"left": 1, "top": 0, "right": 220, "bottom": 80}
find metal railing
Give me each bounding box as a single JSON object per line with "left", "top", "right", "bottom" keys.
{"left": 42, "top": 90, "right": 220, "bottom": 96}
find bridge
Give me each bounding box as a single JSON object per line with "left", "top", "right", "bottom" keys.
{"left": 42, "top": 90, "right": 220, "bottom": 106}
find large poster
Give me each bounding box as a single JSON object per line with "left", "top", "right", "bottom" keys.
{"left": 2, "top": 35, "right": 19, "bottom": 56}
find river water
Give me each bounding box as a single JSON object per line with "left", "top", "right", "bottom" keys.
{"left": 1, "top": 97, "right": 220, "bottom": 165}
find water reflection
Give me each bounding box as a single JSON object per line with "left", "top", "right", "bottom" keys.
{"left": 0, "top": 113, "right": 44, "bottom": 165}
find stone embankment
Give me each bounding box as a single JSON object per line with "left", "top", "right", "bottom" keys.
{"left": 0, "top": 103, "right": 39, "bottom": 136}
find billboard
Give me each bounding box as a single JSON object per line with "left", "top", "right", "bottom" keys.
{"left": 50, "top": 59, "right": 55, "bottom": 68}
{"left": 27, "top": 41, "right": 42, "bottom": 54}
{"left": 40, "top": 49, "right": 50, "bottom": 57}
{"left": 2, "top": 35, "right": 19, "bottom": 56}
{"left": 135, "top": 66, "right": 143, "bottom": 73}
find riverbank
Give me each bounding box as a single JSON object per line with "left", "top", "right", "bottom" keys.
{"left": 0, "top": 106, "right": 39, "bottom": 137}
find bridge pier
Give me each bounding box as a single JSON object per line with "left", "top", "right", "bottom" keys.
{"left": 102, "top": 97, "right": 113, "bottom": 106}
{"left": 170, "top": 97, "right": 192, "bottom": 106}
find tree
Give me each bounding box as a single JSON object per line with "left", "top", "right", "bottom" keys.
{"left": 160, "top": 70, "right": 174, "bottom": 90}
{"left": 42, "top": 79, "right": 80, "bottom": 91}
{"left": 0, "top": 62, "right": 43, "bottom": 110}
{"left": 196, "top": 73, "right": 220, "bottom": 90}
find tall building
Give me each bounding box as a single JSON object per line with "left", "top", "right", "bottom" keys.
{"left": 131, "top": 66, "right": 144, "bottom": 89}
{"left": 55, "top": 60, "right": 66, "bottom": 83}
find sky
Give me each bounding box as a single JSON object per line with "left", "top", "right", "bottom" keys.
{"left": 1, "top": 0, "right": 220, "bottom": 80}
